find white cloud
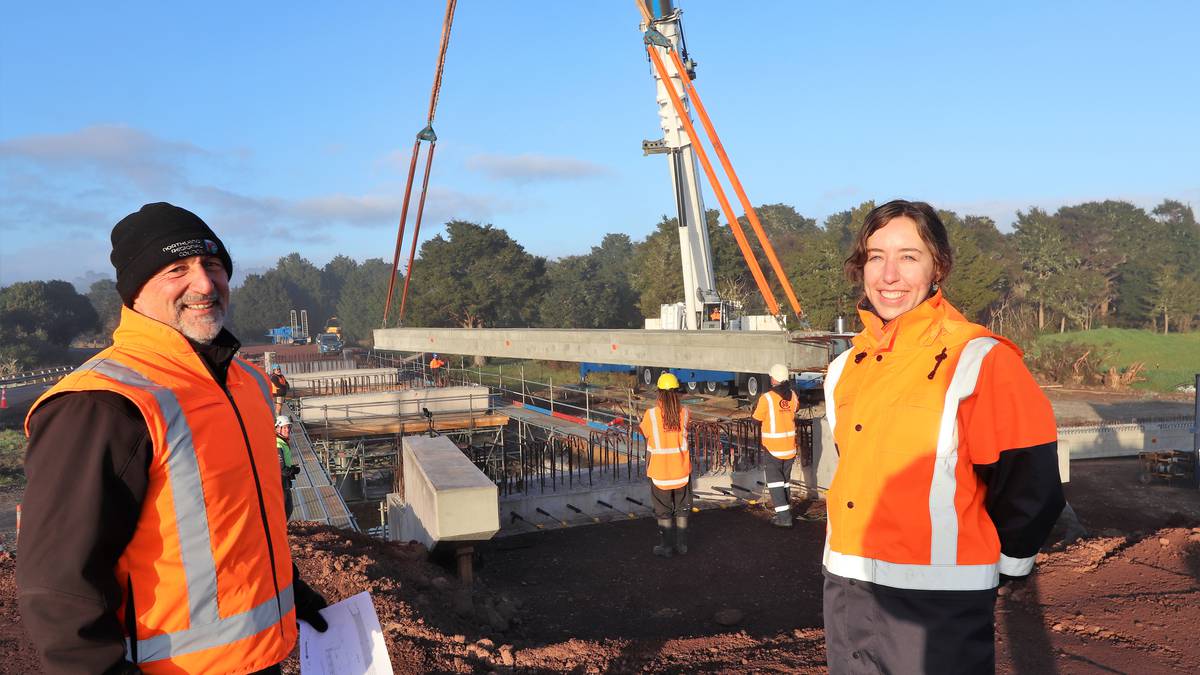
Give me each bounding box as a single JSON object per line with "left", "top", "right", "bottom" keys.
{"left": 0, "top": 124, "right": 206, "bottom": 192}
{"left": 466, "top": 152, "right": 611, "bottom": 183}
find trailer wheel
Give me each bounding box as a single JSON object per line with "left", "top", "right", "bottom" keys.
{"left": 641, "top": 367, "right": 657, "bottom": 389}
{"left": 703, "top": 381, "right": 720, "bottom": 395}
{"left": 746, "top": 374, "right": 763, "bottom": 398}
{"left": 685, "top": 380, "right": 700, "bottom": 394}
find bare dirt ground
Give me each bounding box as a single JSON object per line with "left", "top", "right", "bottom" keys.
{"left": 0, "top": 388, "right": 1197, "bottom": 673}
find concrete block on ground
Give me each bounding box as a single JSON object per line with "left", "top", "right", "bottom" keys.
{"left": 392, "top": 435, "right": 499, "bottom": 549}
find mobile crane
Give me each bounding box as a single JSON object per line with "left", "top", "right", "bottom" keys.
{"left": 583, "top": 1, "right": 813, "bottom": 398}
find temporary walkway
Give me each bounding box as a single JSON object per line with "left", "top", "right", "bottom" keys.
{"left": 287, "top": 416, "right": 358, "bottom": 530}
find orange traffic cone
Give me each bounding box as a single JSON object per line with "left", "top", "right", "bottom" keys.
{"left": 0, "top": 388, "right": 7, "bottom": 409}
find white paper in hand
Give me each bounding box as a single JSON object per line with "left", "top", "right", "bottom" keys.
{"left": 300, "top": 591, "right": 394, "bottom": 675}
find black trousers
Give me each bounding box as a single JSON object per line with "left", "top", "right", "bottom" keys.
{"left": 763, "top": 456, "right": 794, "bottom": 513}
{"left": 823, "top": 571, "right": 997, "bottom": 675}
{"left": 651, "top": 482, "right": 692, "bottom": 518}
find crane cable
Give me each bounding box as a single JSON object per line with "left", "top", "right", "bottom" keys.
{"left": 635, "top": 0, "right": 804, "bottom": 320}
{"left": 382, "top": 0, "right": 458, "bottom": 327}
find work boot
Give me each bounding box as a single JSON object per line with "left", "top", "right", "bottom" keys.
{"left": 771, "top": 509, "right": 793, "bottom": 528}
{"left": 653, "top": 518, "right": 674, "bottom": 558}
{"left": 674, "top": 516, "right": 689, "bottom": 555}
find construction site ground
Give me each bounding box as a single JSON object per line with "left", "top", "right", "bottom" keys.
{"left": 0, "top": 390, "right": 1198, "bottom": 673}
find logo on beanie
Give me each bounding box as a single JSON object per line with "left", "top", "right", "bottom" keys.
{"left": 162, "top": 238, "right": 208, "bottom": 258}
{"left": 204, "top": 239, "right": 220, "bottom": 255}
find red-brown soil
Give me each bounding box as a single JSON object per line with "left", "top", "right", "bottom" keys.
{"left": 3, "top": 459, "right": 1200, "bottom": 673}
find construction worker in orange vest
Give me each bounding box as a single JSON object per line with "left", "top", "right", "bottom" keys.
{"left": 823, "top": 200, "right": 1063, "bottom": 673}
{"left": 638, "top": 372, "right": 692, "bottom": 557}
{"left": 269, "top": 365, "right": 289, "bottom": 414}
{"left": 19, "top": 203, "right": 329, "bottom": 674}
{"left": 429, "top": 353, "right": 446, "bottom": 386}
{"left": 752, "top": 363, "right": 798, "bottom": 527}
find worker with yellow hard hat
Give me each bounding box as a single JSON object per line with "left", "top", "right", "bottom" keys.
{"left": 638, "top": 371, "right": 693, "bottom": 557}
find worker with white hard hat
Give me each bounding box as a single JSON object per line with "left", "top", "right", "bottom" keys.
{"left": 753, "top": 363, "right": 800, "bottom": 527}
{"left": 638, "top": 372, "right": 693, "bottom": 557}
{"left": 276, "top": 415, "right": 299, "bottom": 517}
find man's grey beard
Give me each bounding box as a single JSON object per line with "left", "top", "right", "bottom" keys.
{"left": 173, "top": 293, "right": 225, "bottom": 344}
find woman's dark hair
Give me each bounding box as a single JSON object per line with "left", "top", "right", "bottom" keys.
{"left": 843, "top": 199, "right": 953, "bottom": 285}
{"left": 658, "top": 388, "right": 682, "bottom": 431}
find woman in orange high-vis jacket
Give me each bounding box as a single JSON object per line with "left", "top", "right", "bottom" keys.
{"left": 639, "top": 372, "right": 692, "bottom": 557}
{"left": 752, "top": 363, "right": 798, "bottom": 527}
{"left": 822, "top": 200, "right": 1064, "bottom": 675}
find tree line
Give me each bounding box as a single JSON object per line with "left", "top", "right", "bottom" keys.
{"left": 1, "top": 197, "right": 1196, "bottom": 371}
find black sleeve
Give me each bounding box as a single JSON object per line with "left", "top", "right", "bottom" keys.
{"left": 963, "top": 345, "right": 1065, "bottom": 579}
{"left": 17, "top": 391, "right": 152, "bottom": 675}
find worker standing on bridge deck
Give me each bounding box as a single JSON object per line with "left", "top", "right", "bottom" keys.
{"left": 639, "top": 372, "right": 692, "bottom": 557}
{"left": 429, "top": 353, "right": 446, "bottom": 387}
{"left": 822, "top": 200, "right": 1064, "bottom": 674}
{"left": 276, "top": 415, "right": 300, "bottom": 518}
{"left": 269, "top": 365, "right": 289, "bottom": 414}
{"left": 18, "top": 203, "right": 329, "bottom": 674}
{"left": 752, "top": 363, "right": 798, "bottom": 527}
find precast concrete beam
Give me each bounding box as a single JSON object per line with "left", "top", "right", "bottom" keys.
{"left": 373, "top": 327, "right": 835, "bottom": 373}
{"left": 287, "top": 367, "right": 398, "bottom": 387}
{"left": 298, "top": 385, "right": 489, "bottom": 425}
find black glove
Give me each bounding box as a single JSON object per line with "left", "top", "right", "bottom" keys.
{"left": 294, "top": 577, "right": 329, "bottom": 632}
{"left": 287, "top": 465, "right": 301, "bottom": 479}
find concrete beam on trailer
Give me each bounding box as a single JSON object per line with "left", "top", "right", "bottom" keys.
{"left": 372, "top": 327, "right": 835, "bottom": 373}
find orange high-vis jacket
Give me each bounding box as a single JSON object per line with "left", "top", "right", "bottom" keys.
{"left": 430, "top": 358, "right": 445, "bottom": 369}
{"left": 270, "top": 372, "right": 287, "bottom": 395}
{"left": 822, "top": 292, "right": 1063, "bottom": 592}
{"left": 639, "top": 405, "right": 692, "bottom": 489}
{"left": 752, "top": 389, "right": 798, "bottom": 460}
{"left": 27, "top": 307, "right": 296, "bottom": 673}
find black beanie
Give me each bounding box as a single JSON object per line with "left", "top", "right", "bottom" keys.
{"left": 110, "top": 202, "right": 233, "bottom": 307}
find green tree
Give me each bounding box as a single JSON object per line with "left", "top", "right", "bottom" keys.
{"left": 320, "top": 254, "right": 359, "bottom": 329}
{"left": 273, "top": 253, "right": 328, "bottom": 321}
{"left": 538, "top": 234, "right": 641, "bottom": 329}
{"left": 940, "top": 211, "right": 1006, "bottom": 323}
{"left": 787, "top": 210, "right": 862, "bottom": 331}
{"left": 402, "top": 221, "right": 547, "bottom": 328}
{"left": 335, "top": 258, "right": 394, "bottom": 344}
{"left": 1012, "top": 208, "right": 1071, "bottom": 330}
{"left": 227, "top": 273, "right": 293, "bottom": 343}
{"left": 86, "top": 278, "right": 122, "bottom": 339}
{"left": 0, "top": 280, "right": 98, "bottom": 368}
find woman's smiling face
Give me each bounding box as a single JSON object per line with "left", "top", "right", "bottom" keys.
{"left": 862, "top": 215, "right": 936, "bottom": 322}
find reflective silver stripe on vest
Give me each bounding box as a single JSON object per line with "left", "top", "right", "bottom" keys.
{"left": 823, "top": 349, "right": 853, "bottom": 434}
{"left": 234, "top": 359, "right": 273, "bottom": 414}
{"left": 929, "top": 337, "right": 998, "bottom": 566}
{"left": 128, "top": 584, "right": 294, "bottom": 662}
{"left": 91, "top": 360, "right": 221, "bottom": 627}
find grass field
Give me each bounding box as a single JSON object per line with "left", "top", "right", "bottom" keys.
{"left": 1036, "top": 328, "right": 1200, "bottom": 393}
{"left": 0, "top": 430, "right": 26, "bottom": 486}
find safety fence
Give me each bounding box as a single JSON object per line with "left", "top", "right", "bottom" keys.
{"left": 0, "top": 365, "right": 73, "bottom": 388}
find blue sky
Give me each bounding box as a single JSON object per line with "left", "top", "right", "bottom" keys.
{"left": 2, "top": 1, "right": 1197, "bottom": 289}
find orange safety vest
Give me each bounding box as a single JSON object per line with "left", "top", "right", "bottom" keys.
{"left": 752, "top": 389, "right": 798, "bottom": 460}
{"left": 822, "top": 291, "right": 1056, "bottom": 591}
{"left": 270, "top": 373, "right": 287, "bottom": 395}
{"left": 27, "top": 306, "right": 296, "bottom": 674}
{"left": 430, "top": 358, "right": 444, "bottom": 369}
{"left": 639, "top": 405, "right": 691, "bottom": 489}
